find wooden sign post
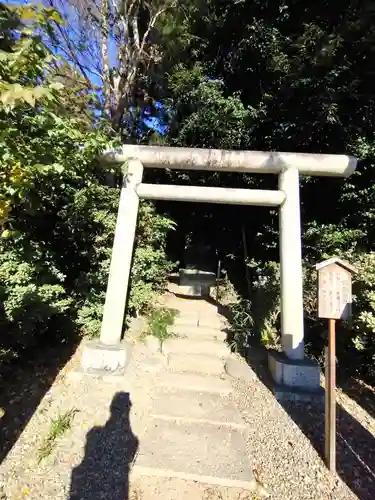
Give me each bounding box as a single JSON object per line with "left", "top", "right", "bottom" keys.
{"left": 316, "top": 258, "right": 355, "bottom": 474}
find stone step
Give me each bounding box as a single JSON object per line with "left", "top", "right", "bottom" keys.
{"left": 130, "top": 475, "right": 266, "bottom": 500}
{"left": 177, "top": 284, "right": 210, "bottom": 297}
{"left": 179, "top": 269, "right": 217, "bottom": 286}
{"left": 163, "top": 338, "right": 230, "bottom": 358}
{"left": 158, "top": 372, "right": 232, "bottom": 395}
{"left": 197, "top": 317, "right": 228, "bottom": 330}
{"left": 151, "top": 388, "right": 246, "bottom": 429}
{"left": 174, "top": 313, "right": 226, "bottom": 329}
{"left": 174, "top": 313, "right": 199, "bottom": 327}
{"left": 224, "top": 356, "right": 256, "bottom": 382}
{"left": 134, "top": 418, "right": 254, "bottom": 487}
{"left": 167, "top": 353, "right": 224, "bottom": 375}
{"left": 171, "top": 324, "right": 227, "bottom": 342}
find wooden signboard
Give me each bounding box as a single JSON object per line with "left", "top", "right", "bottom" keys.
{"left": 316, "top": 259, "right": 354, "bottom": 321}
{"left": 316, "top": 258, "right": 355, "bottom": 474}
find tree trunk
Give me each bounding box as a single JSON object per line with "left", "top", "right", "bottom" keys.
{"left": 100, "top": 0, "right": 111, "bottom": 120}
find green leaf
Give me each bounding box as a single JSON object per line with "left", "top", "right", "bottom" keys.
{"left": 22, "top": 90, "right": 36, "bottom": 107}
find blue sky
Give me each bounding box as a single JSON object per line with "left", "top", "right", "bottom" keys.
{"left": 4, "top": 0, "right": 167, "bottom": 134}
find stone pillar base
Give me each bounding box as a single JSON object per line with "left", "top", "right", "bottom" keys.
{"left": 177, "top": 284, "right": 210, "bottom": 297}
{"left": 80, "top": 341, "right": 130, "bottom": 375}
{"left": 178, "top": 269, "right": 216, "bottom": 298}
{"left": 268, "top": 350, "right": 323, "bottom": 402}
{"left": 179, "top": 269, "right": 216, "bottom": 285}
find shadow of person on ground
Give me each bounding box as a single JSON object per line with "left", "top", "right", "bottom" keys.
{"left": 69, "top": 392, "right": 139, "bottom": 500}
{"left": 246, "top": 355, "right": 375, "bottom": 500}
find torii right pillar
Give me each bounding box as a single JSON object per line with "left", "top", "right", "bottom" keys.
{"left": 279, "top": 166, "right": 305, "bottom": 360}
{"left": 268, "top": 165, "right": 321, "bottom": 400}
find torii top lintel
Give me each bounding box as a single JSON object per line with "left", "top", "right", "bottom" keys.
{"left": 101, "top": 145, "right": 357, "bottom": 177}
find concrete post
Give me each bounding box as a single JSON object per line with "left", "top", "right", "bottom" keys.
{"left": 100, "top": 159, "right": 143, "bottom": 345}
{"left": 279, "top": 167, "right": 304, "bottom": 360}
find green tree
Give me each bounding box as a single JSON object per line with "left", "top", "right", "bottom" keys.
{"left": 158, "top": 0, "right": 375, "bottom": 380}
{"left": 42, "top": 0, "right": 182, "bottom": 136}
{"left": 0, "top": 3, "right": 175, "bottom": 364}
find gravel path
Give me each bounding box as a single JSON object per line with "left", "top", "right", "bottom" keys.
{"left": 232, "top": 359, "right": 375, "bottom": 500}
{"left": 1, "top": 309, "right": 374, "bottom": 499}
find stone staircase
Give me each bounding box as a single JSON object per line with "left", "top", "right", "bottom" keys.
{"left": 132, "top": 293, "right": 266, "bottom": 496}
{"left": 163, "top": 311, "right": 230, "bottom": 376}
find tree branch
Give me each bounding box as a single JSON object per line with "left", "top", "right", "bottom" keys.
{"left": 131, "top": 14, "right": 140, "bottom": 52}
{"left": 140, "top": 0, "right": 177, "bottom": 55}
{"left": 54, "top": 22, "right": 93, "bottom": 85}
{"left": 100, "top": 0, "right": 112, "bottom": 118}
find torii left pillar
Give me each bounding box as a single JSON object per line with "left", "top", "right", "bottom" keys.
{"left": 81, "top": 159, "right": 143, "bottom": 373}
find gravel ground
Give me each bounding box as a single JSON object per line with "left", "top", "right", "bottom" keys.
{"left": 232, "top": 359, "right": 375, "bottom": 500}
{"left": 0, "top": 341, "right": 156, "bottom": 500}
{"left": 0, "top": 335, "right": 374, "bottom": 499}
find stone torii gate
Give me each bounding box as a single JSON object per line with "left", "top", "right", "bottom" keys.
{"left": 82, "top": 145, "right": 357, "bottom": 390}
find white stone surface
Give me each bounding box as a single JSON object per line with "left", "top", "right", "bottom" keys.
{"left": 151, "top": 389, "right": 245, "bottom": 428}
{"left": 158, "top": 372, "right": 232, "bottom": 395}
{"left": 177, "top": 284, "right": 210, "bottom": 297}
{"left": 135, "top": 417, "right": 254, "bottom": 484}
{"left": 100, "top": 159, "right": 144, "bottom": 345}
{"left": 198, "top": 316, "right": 227, "bottom": 329}
{"left": 81, "top": 342, "right": 128, "bottom": 373}
{"left": 179, "top": 269, "right": 217, "bottom": 286}
{"left": 144, "top": 335, "right": 161, "bottom": 353}
{"left": 163, "top": 338, "right": 230, "bottom": 358}
{"left": 167, "top": 353, "right": 224, "bottom": 376}
{"left": 138, "top": 356, "right": 165, "bottom": 374}
{"left": 102, "top": 144, "right": 357, "bottom": 177}
{"left": 279, "top": 167, "right": 304, "bottom": 360}
{"left": 137, "top": 183, "right": 286, "bottom": 206}
{"left": 171, "top": 325, "right": 227, "bottom": 342}
{"left": 174, "top": 313, "right": 199, "bottom": 327}
{"left": 268, "top": 351, "right": 320, "bottom": 390}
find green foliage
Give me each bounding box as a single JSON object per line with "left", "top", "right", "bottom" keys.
{"left": 0, "top": 3, "right": 108, "bottom": 227}
{"left": 249, "top": 260, "right": 281, "bottom": 349}
{"left": 227, "top": 299, "right": 254, "bottom": 355}
{"left": 0, "top": 6, "right": 176, "bottom": 365}
{"left": 38, "top": 408, "right": 78, "bottom": 462}
{"left": 304, "top": 222, "right": 362, "bottom": 261}
{"left": 4, "top": 0, "right": 375, "bottom": 387}
{"left": 130, "top": 203, "right": 176, "bottom": 315}
{"left": 158, "top": 0, "right": 375, "bottom": 383}
{"left": 227, "top": 261, "right": 280, "bottom": 354}
{"left": 168, "top": 64, "right": 255, "bottom": 150}
{"left": 70, "top": 191, "right": 176, "bottom": 335}
{"left": 0, "top": 4, "right": 64, "bottom": 111}
{"left": 0, "top": 236, "right": 73, "bottom": 360}
{"left": 344, "top": 253, "right": 375, "bottom": 378}
{"left": 145, "top": 307, "right": 179, "bottom": 346}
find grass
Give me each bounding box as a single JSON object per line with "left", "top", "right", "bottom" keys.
{"left": 38, "top": 408, "right": 78, "bottom": 462}
{"left": 142, "top": 307, "right": 179, "bottom": 346}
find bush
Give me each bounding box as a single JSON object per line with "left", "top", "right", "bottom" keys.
{"left": 251, "top": 261, "right": 281, "bottom": 348}
{"left": 241, "top": 252, "right": 375, "bottom": 382}
{"left": 0, "top": 240, "right": 74, "bottom": 361}
{"left": 129, "top": 202, "right": 176, "bottom": 316}
{"left": 348, "top": 252, "right": 375, "bottom": 380}
{"left": 145, "top": 307, "right": 179, "bottom": 346}
{"left": 0, "top": 169, "right": 176, "bottom": 360}
{"left": 0, "top": 6, "right": 177, "bottom": 364}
